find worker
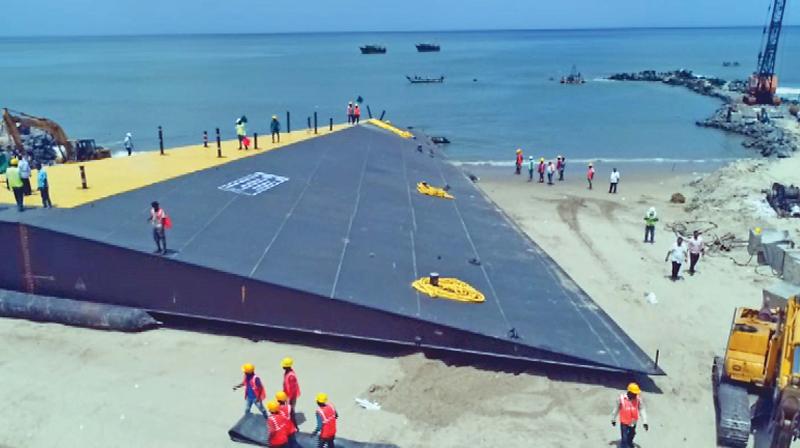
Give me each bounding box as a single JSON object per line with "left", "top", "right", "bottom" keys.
{"left": 281, "top": 357, "right": 301, "bottom": 427}
{"left": 611, "top": 383, "right": 648, "bottom": 448}
{"left": 19, "top": 155, "right": 31, "bottom": 196}
{"left": 665, "top": 236, "right": 688, "bottom": 281}
{"left": 266, "top": 400, "right": 291, "bottom": 448}
{"left": 515, "top": 149, "right": 523, "bottom": 175}
{"left": 353, "top": 104, "right": 361, "bottom": 124}
{"left": 6, "top": 158, "right": 24, "bottom": 212}
{"left": 587, "top": 163, "right": 595, "bottom": 190}
{"left": 527, "top": 156, "right": 534, "bottom": 182}
{"left": 609, "top": 168, "right": 620, "bottom": 194}
{"left": 537, "top": 157, "right": 545, "bottom": 183}
{"left": 546, "top": 161, "right": 555, "bottom": 185}
{"left": 312, "top": 393, "right": 338, "bottom": 448}
{"left": 687, "top": 230, "right": 705, "bottom": 275}
{"left": 37, "top": 163, "right": 52, "bottom": 208}
{"left": 557, "top": 155, "right": 566, "bottom": 181}
{"left": 276, "top": 391, "right": 299, "bottom": 447}
{"left": 346, "top": 102, "right": 354, "bottom": 124}
{"left": 124, "top": 132, "right": 134, "bottom": 156}
{"left": 643, "top": 207, "right": 658, "bottom": 244}
{"left": 271, "top": 116, "right": 281, "bottom": 144}
{"left": 148, "top": 201, "right": 168, "bottom": 255}
{"left": 236, "top": 119, "right": 247, "bottom": 150}
{"left": 233, "top": 363, "right": 268, "bottom": 418}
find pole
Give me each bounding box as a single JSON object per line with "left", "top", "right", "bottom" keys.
{"left": 79, "top": 165, "right": 88, "bottom": 189}
{"left": 367, "top": 105, "right": 373, "bottom": 119}
{"left": 286, "top": 111, "right": 291, "bottom": 133}
{"left": 203, "top": 130, "right": 208, "bottom": 148}
{"left": 254, "top": 132, "right": 259, "bottom": 149}
{"left": 329, "top": 118, "right": 333, "bottom": 131}
{"left": 307, "top": 116, "right": 311, "bottom": 131}
{"left": 216, "top": 127, "right": 222, "bottom": 158}
{"left": 379, "top": 110, "right": 386, "bottom": 121}
{"left": 655, "top": 349, "right": 660, "bottom": 369}
{"left": 158, "top": 126, "right": 164, "bottom": 155}
{"left": 314, "top": 112, "right": 318, "bottom": 134}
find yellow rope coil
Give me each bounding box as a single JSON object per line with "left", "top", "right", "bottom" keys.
{"left": 412, "top": 277, "right": 485, "bottom": 303}
{"left": 417, "top": 182, "right": 453, "bottom": 199}
{"left": 367, "top": 119, "right": 414, "bottom": 139}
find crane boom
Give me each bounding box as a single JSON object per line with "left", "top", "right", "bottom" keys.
{"left": 746, "top": 0, "right": 789, "bottom": 105}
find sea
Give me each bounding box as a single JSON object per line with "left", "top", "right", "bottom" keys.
{"left": 2, "top": 27, "right": 799, "bottom": 166}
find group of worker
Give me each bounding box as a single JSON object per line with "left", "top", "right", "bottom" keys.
{"left": 346, "top": 102, "right": 362, "bottom": 125}
{"left": 235, "top": 358, "right": 338, "bottom": 448}
{"left": 5, "top": 155, "right": 52, "bottom": 211}
{"left": 234, "top": 116, "right": 283, "bottom": 150}
{"left": 514, "top": 149, "right": 567, "bottom": 185}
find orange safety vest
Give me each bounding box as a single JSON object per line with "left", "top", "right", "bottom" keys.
{"left": 354, "top": 106, "right": 361, "bottom": 117}
{"left": 538, "top": 162, "right": 545, "bottom": 173}
{"left": 618, "top": 394, "right": 641, "bottom": 426}
{"left": 283, "top": 370, "right": 301, "bottom": 399}
{"left": 278, "top": 403, "right": 297, "bottom": 434}
{"left": 267, "top": 413, "right": 290, "bottom": 446}
{"left": 243, "top": 374, "right": 266, "bottom": 401}
{"left": 587, "top": 168, "right": 595, "bottom": 180}
{"left": 317, "top": 403, "right": 337, "bottom": 439}
{"left": 516, "top": 154, "right": 523, "bottom": 165}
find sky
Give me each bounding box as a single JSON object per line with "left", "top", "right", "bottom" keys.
{"left": 2, "top": 0, "right": 798, "bottom": 36}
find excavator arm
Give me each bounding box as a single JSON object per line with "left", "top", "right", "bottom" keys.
{"left": 2, "top": 108, "right": 73, "bottom": 161}
{"left": 770, "top": 297, "right": 800, "bottom": 447}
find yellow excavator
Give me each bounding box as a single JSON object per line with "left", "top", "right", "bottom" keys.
{"left": 2, "top": 108, "right": 110, "bottom": 162}
{"left": 714, "top": 296, "right": 800, "bottom": 447}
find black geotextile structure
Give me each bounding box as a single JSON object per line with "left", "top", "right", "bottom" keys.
{"left": 0, "top": 125, "right": 662, "bottom": 374}
{"left": 228, "top": 413, "right": 398, "bottom": 447}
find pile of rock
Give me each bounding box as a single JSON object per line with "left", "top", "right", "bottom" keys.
{"left": 608, "top": 69, "right": 731, "bottom": 101}
{"left": 696, "top": 107, "right": 800, "bottom": 158}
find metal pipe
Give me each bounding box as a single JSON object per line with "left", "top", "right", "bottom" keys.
{"left": 379, "top": 110, "right": 386, "bottom": 121}
{"left": 314, "top": 112, "right": 318, "bottom": 134}
{"left": 79, "top": 165, "right": 88, "bottom": 189}
{"left": 254, "top": 132, "right": 258, "bottom": 149}
{"left": 203, "top": 130, "right": 208, "bottom": 148}
{"left": 216, "top": 127, "right": 222, "bottom": 158}
{"left": 329, "top": 118, "right": 333, "bottom": 131}
{"left": 158, "top": 126, "right": 164, "bottom": 155}
{"left": 367, "top": 105, "right": 373, "bottom": 119}
{"left": 286, "top": 111, "right": 291, "bottom": 133}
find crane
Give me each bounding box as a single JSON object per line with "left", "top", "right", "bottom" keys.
{"left": 745, "top": 0, "right": 789, "bottom": 105}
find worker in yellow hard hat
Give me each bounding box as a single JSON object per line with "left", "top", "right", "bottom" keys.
{"left": 266, "top": 400, "right": 292, "bottom": 448}
{"left": 515, "top": 148, "right": 523, "bottom": 175}
{"left": 312, "top": 393, "right": 338, "bottom": 448}
{"left": 275, "top": 391, "right": 299, "bottom": 446}
{"left": 232, "top": 363, "right": 268, "bottom": 417}
{"left": 6, "top": 158, "right": 24, "bottom": 211}
{"left": 537, "top": 157, "right": 546, "bottom": 183}
{"left": 611, "top": 383, "right": 648, "bottom": 448}
{"left": 271, "top": 115, "right": 281, "bottom": 144}
{"left": 280, "top": 357, "right": 301, "bottom": 427}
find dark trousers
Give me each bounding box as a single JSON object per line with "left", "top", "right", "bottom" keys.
{"left": 354, "top": 116, "right": 360, "bottom": 124}
{"left": 153, "top": 228, "right": 167, "bottom": 253}
{"left": 238, "top": 135, "right": 244, "bottom": 149}
{"left": 22, "top": 177, "right": 32, "bottom": 195}
{"left": 671, "top": 261, "right": 681, "bottom": 280}
{"left": 515, "top": 163, "right": 521, "bottom": 175}
{"left": 318, "top": 437, "right": 335, "bottom": 448}
{"left": 40, "top": 187, "right": 52, "bottom": 208}
{"left": 644, "top": 225, "right": 655, "bottom": 243}
{"left": 272, "top": 131, "right": 280, "bottom": 143}
{"left": 12, "top": 187, "right": 24, "bottom": 211}
{"left": 609, "top": 182, "right": 618, "bottom": 193}
{"left": 547, "top": 173, "right": 553, "bottom": 184}
{"left": 528, "top": 169, "right": 533, "bottom": 181}
{"left": 126, "top": 147, "right": 132, "bottom": 156}
{"left": 347, "top": 114, "right": 353, "bottom": 124}
{"left": 538, "top": 172, "right": 544, "bottom": 183}
{"left": 588, "top": 178, "right": 593, "bottom": 189}
{"left": 689, "top": 253, "right": 700, "bottom": 273}
{"left": 620, "top": 424, "right": 636, "bottom": 448}
{"left": 289, "top": 397, "right": 298, "bottom": 428}
{"left": 559, "top": 169, "right": 564, "bottom": 181}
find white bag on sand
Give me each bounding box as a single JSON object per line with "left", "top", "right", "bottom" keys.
{"left": 644, "top": 292, "right": 658, "bottom": 304}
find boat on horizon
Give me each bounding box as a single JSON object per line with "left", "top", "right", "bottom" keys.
{"left": 416, "top": 43, "right": 440, "bottom": 52}
{"left": 360, "top": 45, "right": 387, "bottom": 54}
{"left": 560, "top": 65, "right": 586, "bottom": 85}
{"left": 406, "top": 75, "right": 445, "bottom": 84}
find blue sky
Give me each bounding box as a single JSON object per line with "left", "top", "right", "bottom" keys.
{"left": 3, "top": 0, "right": 798, "bottom": 36}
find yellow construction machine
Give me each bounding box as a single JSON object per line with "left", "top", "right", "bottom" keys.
{"left": 2, "top": 108, "right": 110, "bottom": 162}
{"left": 714, "top": 296, "right": 800, "bottom": 447}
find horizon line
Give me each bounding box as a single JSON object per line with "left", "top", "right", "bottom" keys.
{"left": 1, "top": 24, "right": 798, "bottom": 39}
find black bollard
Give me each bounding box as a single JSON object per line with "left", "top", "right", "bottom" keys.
{"left": 379, "top": 110, "right": 386, "bottom": 121}
{"left": 314, "top": 112, "right": 318, "bottom": 135}
{"left": 203, "top": 130, "right": 208, "bottom": 148}
{"left": 329, "top": 118, "right": 333, "bottom": 131}
{"left": 367, "top": 105, "right": 373, "bottom": 119}
{"left": 307, "top": 116, "right": 311, "bottom": 130}
{"left": 79, "top": 165, "right": 88, "bottom": 189}
{"left": 254, "top": 133, "right": 258, "bottom": 149}
{"left": 216, "top": 127, "right": 222, "bottom": 158}
{"left": 158, "top": 126, "right": 164, "bottom": 155}
{"left": 286, "top": 111, "right": 291, "bottom": 133}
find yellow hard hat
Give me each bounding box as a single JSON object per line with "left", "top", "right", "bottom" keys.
{"left": 267, "top": 400, "right": 280, "bottom": 413}
{"left": 281, "top": 357, "right": 293, "bottom": 368}
{"left": 627, "top": 383, "right": 641, "bottom": 395}
{"left": 539, "top": 157, "right": 544, "bottom": 162}
{"left": 9, "top": 158, "right": 18, "bottom": 166}
{"left": 316, "top": 393, "right": 328, "bottom": 404}
{"left": 754, "top": 227, "right": 763, "bottom": 235}
{"left": 516, "top": 148, "right": 522, "bottom": 154}
{"left": 276, "top": 391, "right": 288, "bottom": 401}
{"left": 241, "top": 363, "right": 255, "bottom": 374}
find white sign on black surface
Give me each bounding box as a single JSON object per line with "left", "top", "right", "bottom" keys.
{"left": 218, "top": 172, "right": 289, "bottom": 196}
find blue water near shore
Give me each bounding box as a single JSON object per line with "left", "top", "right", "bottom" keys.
{"left": 2, "top": 27, "right": 799, "bottom": 164}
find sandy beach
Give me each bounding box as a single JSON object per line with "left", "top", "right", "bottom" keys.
{"left": 3, "top": 155, "right": 800, "bottom": 448}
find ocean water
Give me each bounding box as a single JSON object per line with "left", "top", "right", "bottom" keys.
{"left": 1, "top": 28, "right": 799, "bottom": 164}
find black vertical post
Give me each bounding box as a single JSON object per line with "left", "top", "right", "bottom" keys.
{"left": 367, "top": 105, "right": 373, "bottom": 119}
{"left": 216, "top": 127, "right": 222, "bottom": 158}
{"left": 379, "top": 110, "right": 386, "bottom": 121}
{"left": 655, "top": 349, "right": 660, "bottom": 369}
{"left": 203, "top": 130, "right": 208, "bottom": 148}
{"left": 329, "top": 118, "right": 333, "bottom": 131}
{"left": 286, "top": 111, "right": 291, "bottom": 133}
{"left": 158, "top": 126, "right": 164, "bottom": 155}
{"left": 254, "top": 132, "right": 259, "bottom": 149}
{"left": 313, "top": 112, "right": 318, "bottom": 134}
{"left": 79, "top": 165, "right": 88, "bottom": 189}
{"left": 307, "top": 117, "right": 311, "bottom": 130}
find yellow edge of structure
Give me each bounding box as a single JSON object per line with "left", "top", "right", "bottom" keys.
{"left": 416, "top": 182, "right": 454, "bottom": 199}
{"left": 367, "top": 119, "right": 414, "bottom": 139}
{"left": 411, "top": 277, "right": 485, "bottom": 303}
{"left": 0, "top": 124, "right": 349, "bottom": 208}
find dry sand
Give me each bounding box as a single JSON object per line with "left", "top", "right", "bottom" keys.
{"left": 2, "top": 156, "right": 799, "bottom": 448}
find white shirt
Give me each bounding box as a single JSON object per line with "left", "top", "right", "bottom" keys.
{"left": 669, "top": 242, "right": 688, "bottom": 263}
{"left": 610, "top": 171, "right": 620, "bottom": 183}
{"left": 688, "top": 236, "right": 704, "bottom": 254}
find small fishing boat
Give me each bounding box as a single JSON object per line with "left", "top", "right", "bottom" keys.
{"left": 416, "top": 43, "right": 441, "bottom": 52}
{"left": 360, "top": 45, "right": 387, "bottom": 54}
{"left": 406, "top": 75, "right": 445, "bottom": 84}
{"left": 560, "top": 65, "right": 586, "bottom": 84}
